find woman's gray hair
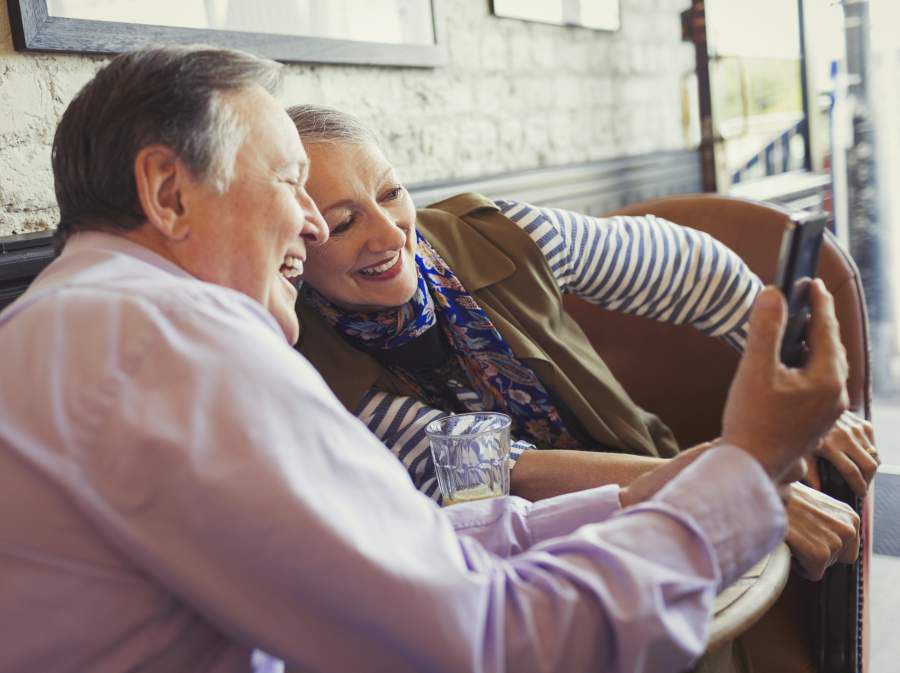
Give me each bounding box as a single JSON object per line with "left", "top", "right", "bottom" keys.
{"left": 52, "top": 45, "right": 282, "bottom": 243}
{"left": 286, "top": 104, "right": 384, "bottom": 149}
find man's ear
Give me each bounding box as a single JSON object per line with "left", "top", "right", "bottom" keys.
{"left": 134, "top": 145, "right": 191, "bottom": 241}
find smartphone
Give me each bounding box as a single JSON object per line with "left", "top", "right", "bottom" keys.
{"left": 773, "top": 211, "right": 828, "bottom": 367}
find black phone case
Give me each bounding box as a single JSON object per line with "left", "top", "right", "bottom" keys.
{"left": 775, "top": 213, "right": 827, "bottom": 367}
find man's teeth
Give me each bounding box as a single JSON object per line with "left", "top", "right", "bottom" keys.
{"left": 280, "top": 255, "right": 303, "bottom": 279}
{"left": 359, "top": 255, "right": 399, "bottom": 276}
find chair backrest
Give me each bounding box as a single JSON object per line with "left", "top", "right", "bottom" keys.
{"left": 562, "top": 193, "right": 871, "bottom": 449}
{"left": 563, "top": 192, "right": 872, "bottom": 673}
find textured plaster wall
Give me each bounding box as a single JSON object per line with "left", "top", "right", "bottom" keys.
{"left": 0, "top": 0, "right": 695, "bottom": 236}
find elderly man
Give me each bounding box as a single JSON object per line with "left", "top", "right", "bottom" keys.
{"left": 0, "top": 46, "right": 848, "bottom": 673}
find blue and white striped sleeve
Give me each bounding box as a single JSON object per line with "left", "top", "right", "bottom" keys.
{"left": 494, "top": 199, "right": 762, "bottom": 351}
{"left": 355, "top": 389, "right": 533, "bottom": 504}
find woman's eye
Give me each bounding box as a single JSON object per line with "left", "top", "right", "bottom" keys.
{"left": 331, "top": 216, "right": 355, "bottom": 235}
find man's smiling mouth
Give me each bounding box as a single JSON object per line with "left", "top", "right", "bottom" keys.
{"left": 279, "top": 255, "right": 304, "bottom": 289}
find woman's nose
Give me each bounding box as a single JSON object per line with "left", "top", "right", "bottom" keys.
{"left": 367, "top": 207, "right": 406, "bottom": 251}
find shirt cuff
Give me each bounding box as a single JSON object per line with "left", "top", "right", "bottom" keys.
{"left": 525, "top": 484, "right": 623, "bottom": 547}
{"left": 643, "top": 444, "right": 787, "bottom": 589}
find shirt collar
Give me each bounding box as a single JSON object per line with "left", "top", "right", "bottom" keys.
{"left": 61, "top": 230, "right": 194, "bottom": 280}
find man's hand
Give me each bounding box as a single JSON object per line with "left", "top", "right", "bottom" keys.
{"left": 785, "top": 482, "right": 861, "bottom": 580}
{"left": 721, "top": 281, "right": 849, "bottom": 483}
{"left": 805, "top": 409, "right": 879, "bottom": 498}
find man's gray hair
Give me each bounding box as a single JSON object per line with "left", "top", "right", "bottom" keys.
{"left": 286, "top": 104, "right": 384, "bottom": 149}
{"left": 52, "top": 45, "right": 282, "bottom": 243}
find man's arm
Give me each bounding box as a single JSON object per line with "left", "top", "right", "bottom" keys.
{"left": 39, "top": 289, "right": 805, "bottom": 673}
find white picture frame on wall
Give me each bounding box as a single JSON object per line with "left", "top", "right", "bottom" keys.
{"left": 7, "top": 0, "right": 447, "bottom": 67}
{"left": 491, "top": 0, "right": 620, "bottom": 32}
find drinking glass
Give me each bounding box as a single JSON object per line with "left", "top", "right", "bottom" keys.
{"left": 425, "top": 412, "right": 512, "bottom": 506}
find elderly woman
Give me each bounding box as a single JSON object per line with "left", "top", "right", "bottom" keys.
{"left": 289, "top": 104, "right": 875, "bottom": 577}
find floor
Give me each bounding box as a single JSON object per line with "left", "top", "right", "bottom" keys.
{"left": 869, "top": 396, "right": 900, "bottom": 673}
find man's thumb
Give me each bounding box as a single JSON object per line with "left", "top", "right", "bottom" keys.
{"left": 744, "top": 286, "right": 787, "bottom": 363}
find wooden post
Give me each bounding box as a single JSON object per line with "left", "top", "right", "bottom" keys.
{"left": 681, "top": 1, "right": 717, "bottom": 193}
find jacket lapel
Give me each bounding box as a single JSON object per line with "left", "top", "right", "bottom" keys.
{"left": 417, "top": 198, "right": 554, "bottom": 366}
{"left": 417, "top": 197, "right": 515, "bottom": 292}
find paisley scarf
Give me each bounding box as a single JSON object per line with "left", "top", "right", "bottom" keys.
{"left": 301, "top": 233, "right": 584, "bottom": 449}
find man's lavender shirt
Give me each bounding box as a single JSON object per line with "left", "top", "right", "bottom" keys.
{"left": 0, "top": 232, "right": 787, "bottom": 673}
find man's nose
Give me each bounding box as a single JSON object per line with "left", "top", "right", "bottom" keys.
{"left": 297, "top": 190, "right": 329, "bottom": 247}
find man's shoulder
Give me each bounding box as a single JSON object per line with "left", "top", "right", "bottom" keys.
{"left": 4, "top": 252, "right": 280, "bottom": 340}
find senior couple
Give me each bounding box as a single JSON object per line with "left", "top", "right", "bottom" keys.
{"left": 0, "top": 45, "right": 875, "bottom": 673}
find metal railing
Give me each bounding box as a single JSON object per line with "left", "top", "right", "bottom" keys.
{"left": 730, "top": 117, "right": 808, "bottom": 184}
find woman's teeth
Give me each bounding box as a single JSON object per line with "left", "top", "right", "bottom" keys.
{"left": 280, "top": 255, "right": 304, "bottom": 279}
{"left": 359, "top": 255, "right": 399, "bottom": 276}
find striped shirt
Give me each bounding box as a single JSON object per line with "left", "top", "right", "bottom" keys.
{"left": 355, "top": 200, "right": 763, "bottom": 501}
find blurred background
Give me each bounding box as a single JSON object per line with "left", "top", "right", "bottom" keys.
{"left": 688, "top": 0, "right": 899, "bottom": 400}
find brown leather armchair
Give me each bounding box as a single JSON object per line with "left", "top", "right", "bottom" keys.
{"left": 563, "top": 193, "right": 872, "bottom": 673}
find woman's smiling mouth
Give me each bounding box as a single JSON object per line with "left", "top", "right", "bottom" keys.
{"left": 357, "top": 253, "right": 403, "bottom": 280}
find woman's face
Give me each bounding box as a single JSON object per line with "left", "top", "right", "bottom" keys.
{"left": 301, "top": 142, "right": 419, "bottom": 311}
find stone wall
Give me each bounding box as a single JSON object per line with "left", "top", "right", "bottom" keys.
{"left": 0, "top": 0, "right": 695, "bottom": 236}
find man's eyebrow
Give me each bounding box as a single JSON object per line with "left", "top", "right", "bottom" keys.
{"left": 377, "top": 166, "right": 395, "bottom": 184}
{"left": 275, "top": 159, "right": 306, "bottom": 176}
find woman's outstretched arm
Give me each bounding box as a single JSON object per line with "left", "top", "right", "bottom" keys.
{"left": 494, "top": 199, "right": 762, "bottom": 351}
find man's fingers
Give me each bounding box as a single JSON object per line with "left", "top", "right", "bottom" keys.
{"left": 743, "top": 286, "right": 787, "bottom": 367}
{"left": 805, "top": 279, "right": 848, "bottom": 381}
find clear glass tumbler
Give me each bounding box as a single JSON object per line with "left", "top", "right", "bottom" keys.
{"left": 425, "top": 412, "right": 512, "bottom": 506}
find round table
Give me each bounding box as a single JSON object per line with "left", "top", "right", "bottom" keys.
{"left": 708, "top": 542, "right": 793, "bottom": 651}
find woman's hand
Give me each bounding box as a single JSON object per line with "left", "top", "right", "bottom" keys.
{"left": 804, "top": 409, "right": 879, "bottom": 498}
{"left": 785, "top": 482, "right": 861, "bottom": 580}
